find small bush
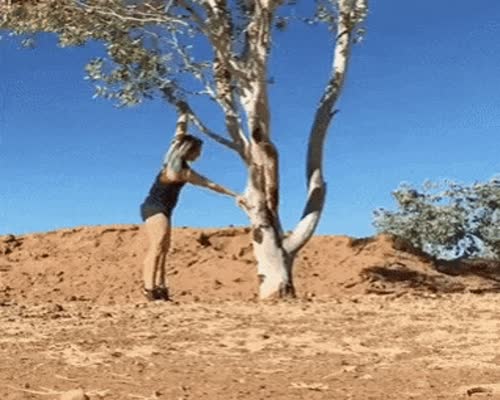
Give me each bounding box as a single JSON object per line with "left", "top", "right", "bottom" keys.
{"left": 373, "top": 177, "right": 499, "bottom": 260}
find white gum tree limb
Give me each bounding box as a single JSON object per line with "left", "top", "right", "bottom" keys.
{"left": 202, "top": 0, "right": 250, "bottom": 158}
{"left": 160, "top": 89, "right": 242, "bottom": 153}
{"left": 1, "top": 0, "right": 368, "bottom": 300}
{"left": 284, "top": 1, "right": 360, "bottom": 256}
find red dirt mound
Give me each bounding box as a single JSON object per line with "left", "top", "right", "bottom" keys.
{"left": 1, "top": 225, "right": 499, "bottom": 304}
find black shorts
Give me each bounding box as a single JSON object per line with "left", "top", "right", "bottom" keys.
{"left": 140, "top": 202, "right": 173, "bottom": 221}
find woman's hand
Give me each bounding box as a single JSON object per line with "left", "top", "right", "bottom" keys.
{"left": 236, "top": 195, "right": 250, "bottom": 210}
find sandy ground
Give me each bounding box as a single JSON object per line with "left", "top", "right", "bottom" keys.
{"left": 1, "top": 225, "right": 500, "bottom": 399}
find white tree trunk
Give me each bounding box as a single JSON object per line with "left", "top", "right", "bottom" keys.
{"left": 246, "top": 186, "right": 295, "bottom": 299}
{"left": 222, "top": 0, "right": 365, "bottom": 299}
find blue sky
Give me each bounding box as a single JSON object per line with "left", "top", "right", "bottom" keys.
{"left": 0, "top": 1, "right": 499, "bottom": 237}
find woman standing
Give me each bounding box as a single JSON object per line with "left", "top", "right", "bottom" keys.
{"left": 140, "top": 109, "right": 239, "bottom": 301}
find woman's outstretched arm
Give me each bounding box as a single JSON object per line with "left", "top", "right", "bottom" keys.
{"left": 185, "top": 169, "right": 237, "bottom": 197}
{"left": 160, "top": 166, "right": 249, "bottom": 208}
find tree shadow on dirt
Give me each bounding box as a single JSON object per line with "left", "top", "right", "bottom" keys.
{"left": 362, "top": 261, "right": 500, "bottom": 295}
{"left": 361, "top": 263, "right": 467, "bottom": 294}
{"left": 435, "top": 258, "right": 500, "bottom": 281}
{"left": 351, "top": 235, "right": 500, "bottom": 294}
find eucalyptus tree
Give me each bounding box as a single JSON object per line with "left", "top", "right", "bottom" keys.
{"left": 1, "top": 0, "right": 368, "bottom": 299}
{"left": 374, "top": 178, "right": 500, "bottom": 261}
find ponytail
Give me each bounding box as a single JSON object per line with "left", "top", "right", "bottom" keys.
{"left": 163, "top": 135, "right": 203, "bottom": 172}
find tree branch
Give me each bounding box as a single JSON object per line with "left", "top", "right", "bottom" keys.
{"left": 283, "top": 169, "right": 327, "bottom": 255}
{"left": 239, "top": 1, "right": 272, "bottom": 142}
{"left": 284, "top": 0, "right": 365, "bottom": 255}
{"left": 176, "top": 0, "right": 208, "bottom": 34}
{"left": 73, "top": 0, "right": 188, "bottom": 27}
{"left": 203, "top": 0, "right": 249, "bottom": 158}
{"left": 160, "top": 88, "right": 240, "bottom": 152}
{"left": 189, "top": 110, "right": 241, "bottom": 152}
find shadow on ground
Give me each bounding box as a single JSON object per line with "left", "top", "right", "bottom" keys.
{"left": 362, "top": 259, "right": 500, "bottom": 295}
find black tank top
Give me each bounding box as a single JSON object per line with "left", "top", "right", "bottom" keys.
{"left": 142, "top": 161, "right": 188, "bottom": 215}
{"left": 146, "top": 175, "right": 186, "bottom": 211}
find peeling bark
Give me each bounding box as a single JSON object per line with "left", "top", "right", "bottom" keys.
{"left": 246, "top": 185, "right": 295, "bottom": 299}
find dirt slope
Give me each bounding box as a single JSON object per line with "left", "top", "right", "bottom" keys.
{"left": 1, "top": 225, "right": 500, "bottom": 400}
{"left": 1, "top": 224, "right": 499, "bottom": 304}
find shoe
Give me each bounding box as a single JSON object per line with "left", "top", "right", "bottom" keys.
{"left": 153, "top": 286, "right": 170, "bottom": 301}
{"left": 143, "top": 288, "right": 157, "bottom": 301}
{"left": 142, "top": 287, "right": 170, "bottom": 301}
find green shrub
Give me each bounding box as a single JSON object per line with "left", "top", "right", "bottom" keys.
{"left": 373, "top": 177, "right": 499, "bottom": 260}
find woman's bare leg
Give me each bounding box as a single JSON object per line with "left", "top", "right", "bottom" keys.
{"left": 143, "top": 213, "right": 170, "bottom": 291}
{"left": 156, "top": 221, "right": 171, "bottom": 288}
